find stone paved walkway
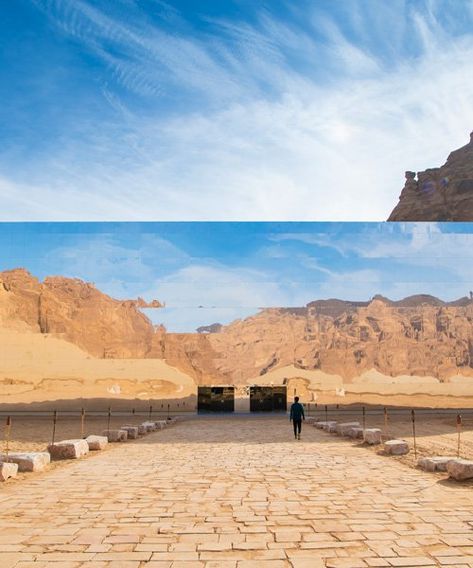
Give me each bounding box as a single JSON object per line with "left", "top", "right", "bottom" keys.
{"left": 1, "top": 417, "right": 473, "bottom": 568}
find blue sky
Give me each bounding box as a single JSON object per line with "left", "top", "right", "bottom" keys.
{"left": 1, "top": 222, "right": 473, "bottom": 332}
{"left": 1, "top": 0, "right": 473, "bottom": 220}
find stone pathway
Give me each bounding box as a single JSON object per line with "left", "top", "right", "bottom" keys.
{"left": 1, "top": 417, "right": 473, "bottom": 567}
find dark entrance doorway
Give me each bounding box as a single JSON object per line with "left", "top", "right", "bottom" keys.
{"left": 249, "top": 386, "right": 287, "bottom": 412}
{"left": 197, "top": 386, "right": 235, "bottom": 412}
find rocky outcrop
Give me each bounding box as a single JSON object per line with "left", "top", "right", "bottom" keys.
{"left": 196, "top": 323, "right": 222, "bottom": 334}
{"left": 388, "top": 132, "right": 473, "bottom": 221}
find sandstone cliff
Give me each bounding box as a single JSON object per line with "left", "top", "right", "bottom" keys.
{"left": 388, "top": 132, "right": 473, "bottom": 221}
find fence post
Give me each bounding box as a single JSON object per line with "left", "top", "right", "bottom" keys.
{"left": 167, "top": 403, "right": 170, "bottom": 420}
{"left": 457, "top": 414, "right": 462, "bottom": 458}
{"left": 324, "top": 405, "right": 328, "bottom": 423}
{"left": 51, "top": 410, "right": 58, "bottom": 445}
{"left": 4, "top": 416, "right": 11, "bottom": 461}
{"left": 80, "top": 407, "right": 86, "bottom": 439}
{"left": 107, "top": 406, "right": 111, "bottom": 435}
{"left": 383, "top": 407, "right": 389, "bottom": 439}
{"left": 149, "top": 404, "right": 153, "bottom": 420}
{"left": 362, "top": 406, "right": 366, "bottom": 434}
{"left": 411, "top": 409, "right": 417, "bottom": 459}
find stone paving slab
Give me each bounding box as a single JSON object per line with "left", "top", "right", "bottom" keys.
{"left": 1, "top": 418, "right": 473, "bottom": 567}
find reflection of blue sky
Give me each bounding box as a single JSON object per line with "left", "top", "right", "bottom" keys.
{"left": 1, "top": 222, "right": 473, "bottom": 332}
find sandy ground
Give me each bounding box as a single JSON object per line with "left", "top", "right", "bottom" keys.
{"left": 2, "top": 409, "right": 472, "bottom": 471}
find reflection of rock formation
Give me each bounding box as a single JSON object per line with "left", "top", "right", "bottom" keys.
{"left": 388, "top": 132, "right": 473, "bottom": 221}
{"left": 2, "top": 268, "right": 473, "bottom": 384}
{"left": 0, "top": 269, "right": 162, "bottom": 358}
{"left": 196, "top": 323, "right": 222, "bottom": 334}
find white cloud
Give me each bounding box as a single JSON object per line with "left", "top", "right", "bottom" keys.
{"left": 2, "top": 1, "right": 473, "bottom": 220}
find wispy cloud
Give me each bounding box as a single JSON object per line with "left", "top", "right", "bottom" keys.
{"left": 2, "top": 0, "right": 473, "bottom": 219}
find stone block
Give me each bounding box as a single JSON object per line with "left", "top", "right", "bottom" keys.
{"left": 0, "top": 461, "right": 18, "bottom": 481}
{"left": 102, "top": 429, "right": 128, "bottom": 442}
{"left": 141, "top": 421, "right": 157, "bottom": 432}
{"left": 48, "top": 439, "right": 89, "bottom": 460}
{"left": 326, "top": 422, "right": 338, "bottom": 433}
{"left": 417, "top": 456, "right": 456, "bottom": 472}
{"left": 447, "top": 459, "right": 473, "bottom": 480}
{"left": 86, "top": 435, "right": 108, "bottom": 450}
{"left": 384, "top": 439, "right": 409, "bottom": 455}
{"left": 155, "top": 420, "right": 167, "bottom": 429}
{"left": 137, "top": 424, "right": 148, "bottom": 435}
{"left": 0, "top": 452, "right": 50, "bottom": 472}
{"left": 336, "top": 422, "right": 360, "bottom": 436}
{"left": 363, "top": 428, "right": 382, "bottom": 445}
{"left": 121, "top": 426, "right": 139, "bottom": 439}
{"left": 347, "top": 427, "right": 364, "bottom": 439}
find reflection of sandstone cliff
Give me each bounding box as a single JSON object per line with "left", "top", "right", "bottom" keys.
{"left": 207, "top": 297, "right": 473, "bottom": 382}
{"left": 388, "top": 132, "right": 473, "bottom": 221}
{"left": 2, "top": 269, "right": 473, "bottom": 384}
{"left": 0, "top": 268, "right": 161, "bottom": 358}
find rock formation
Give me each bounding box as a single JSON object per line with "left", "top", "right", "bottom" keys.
{"left": 388, "top": 132, "right": 473, "bottom": 220}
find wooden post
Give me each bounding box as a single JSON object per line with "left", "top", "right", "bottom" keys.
{"left": 4, "top": 416, "right": 11, "bottom": 461}
{"left": 167, "top": 403, "right": 170, "bottom": 420}
{"left": 411, "top": 409, "right": 417, "bottom": 459}
{"left": 51, "top": 410, "right": 58, "bottom": 445}
{"left": 107, "top": 406, "right": 111, "bottom": 435}
{"left": 80, "top": 407, "right": 85, "bottom": 439}
{"left": 324, "top": 405, "right": 328, "bottom": 423}
{"left": 149, "top": 404, "right": 153, "bottom": 420}
{"left": 383, "top": 407, "right": 389, "bottom": 439}
{"left": 457, "top": 414, "right": 462, "bottom": 458}
{"left": 362, "top": 406, "right": 366, "bottom": 434}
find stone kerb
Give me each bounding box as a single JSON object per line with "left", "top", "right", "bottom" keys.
{"left": 102, "top": 429, "right": 128, "bottom": 442}
{"left": 336, "top": 422, "right": 361, "bottom": 436}
{"left": 384, "top": 439, "right": 409, "bottom": 455}
{"left": 326, "top": 422, "right": 338, "bottom": 433}
{"left": 447, "top": 459, "right": 473, "bottom": 480}
{"left": 86, "top": 435, "right": 108, "bottom": 450}
{"left": 0, "top": 461, "right": 18, "bottom": 481}
{"left": 137, "top": 424, "right": 148, "bottom": 435}
{"left": 155, "top": 420, "right": 168, "bottom": 429}
{"left": 347, "top": 427, "right": 364, "bottom": 439}
{"left": 141, "top": 421, "right": 157, "bottom": 432}
{"left": 48, "top": 439, "right": 89, "bottom": 460}
{"left": 417, "top": 456, "right": 456, "bottom": 472}
{"left": 120, "top": 425, "right": 139, "bottom": 439}
{"left": 0, "top": 452, "right": 50, "bottom": 472}
{"left": 363, "top": 428, "right": 382, "bottom": 445}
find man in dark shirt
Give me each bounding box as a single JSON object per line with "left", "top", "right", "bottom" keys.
{"left": 289, "top": 396, "right": 305, "bottom": 440}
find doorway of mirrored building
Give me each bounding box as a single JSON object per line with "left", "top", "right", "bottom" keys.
{"left": 197, "top": 386, "right": 235, "bottom": 412}
{"left": 249, "top": 386, "right": 287, "bottom": 412}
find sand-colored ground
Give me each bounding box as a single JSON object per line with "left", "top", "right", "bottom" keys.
{"left": 1, "top": 417, "right": 473, "bottom": 567}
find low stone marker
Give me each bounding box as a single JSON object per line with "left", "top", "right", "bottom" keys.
{"left": 48, "top": 439, "right": 89, "bottom": 460}
{"left": 364, "top": 428, "right": 382, "bottom": 445}
{"left": 336, "top": 422, "right": 361, "bottom": 436}
{"left": 141, "top": 421, "right": 157, "bottom": 432}
{"left": 0, "top": 452, "right": 50, "bottom": 472}
{"left": 0, "top": 461, "right": 18, "bottom": 481}
{"left": 155, "top": 420, "right": 167, "bottom": 430}
{"left": 137, "top": 424, "right": 148, "bottom": 435}
{"left": 121, "top": 426, "right": 139, "bottom": 439}
{"left": 102, "top": 429, "right": 128, "bottom": 442}
{"left": 446, "top": 459, "right": 473, "bottom": 481}
{"left": 347, "top": 427, "right": 364, "bottom": 439}
{"left": 384, "top": 439, "right": 409, "bottom": 455}
{"left": 417, "top": 456, "right": 456, "bottom": 472}
{"left": 326, "top": 422, "right": 338, "bottom": 433}
{"left": 86, "top": 435, "right": 108, "bottom": 451}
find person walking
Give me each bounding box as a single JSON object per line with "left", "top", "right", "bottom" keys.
{"left": 289, "top": 396, "right": 305, "bottom": 440}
